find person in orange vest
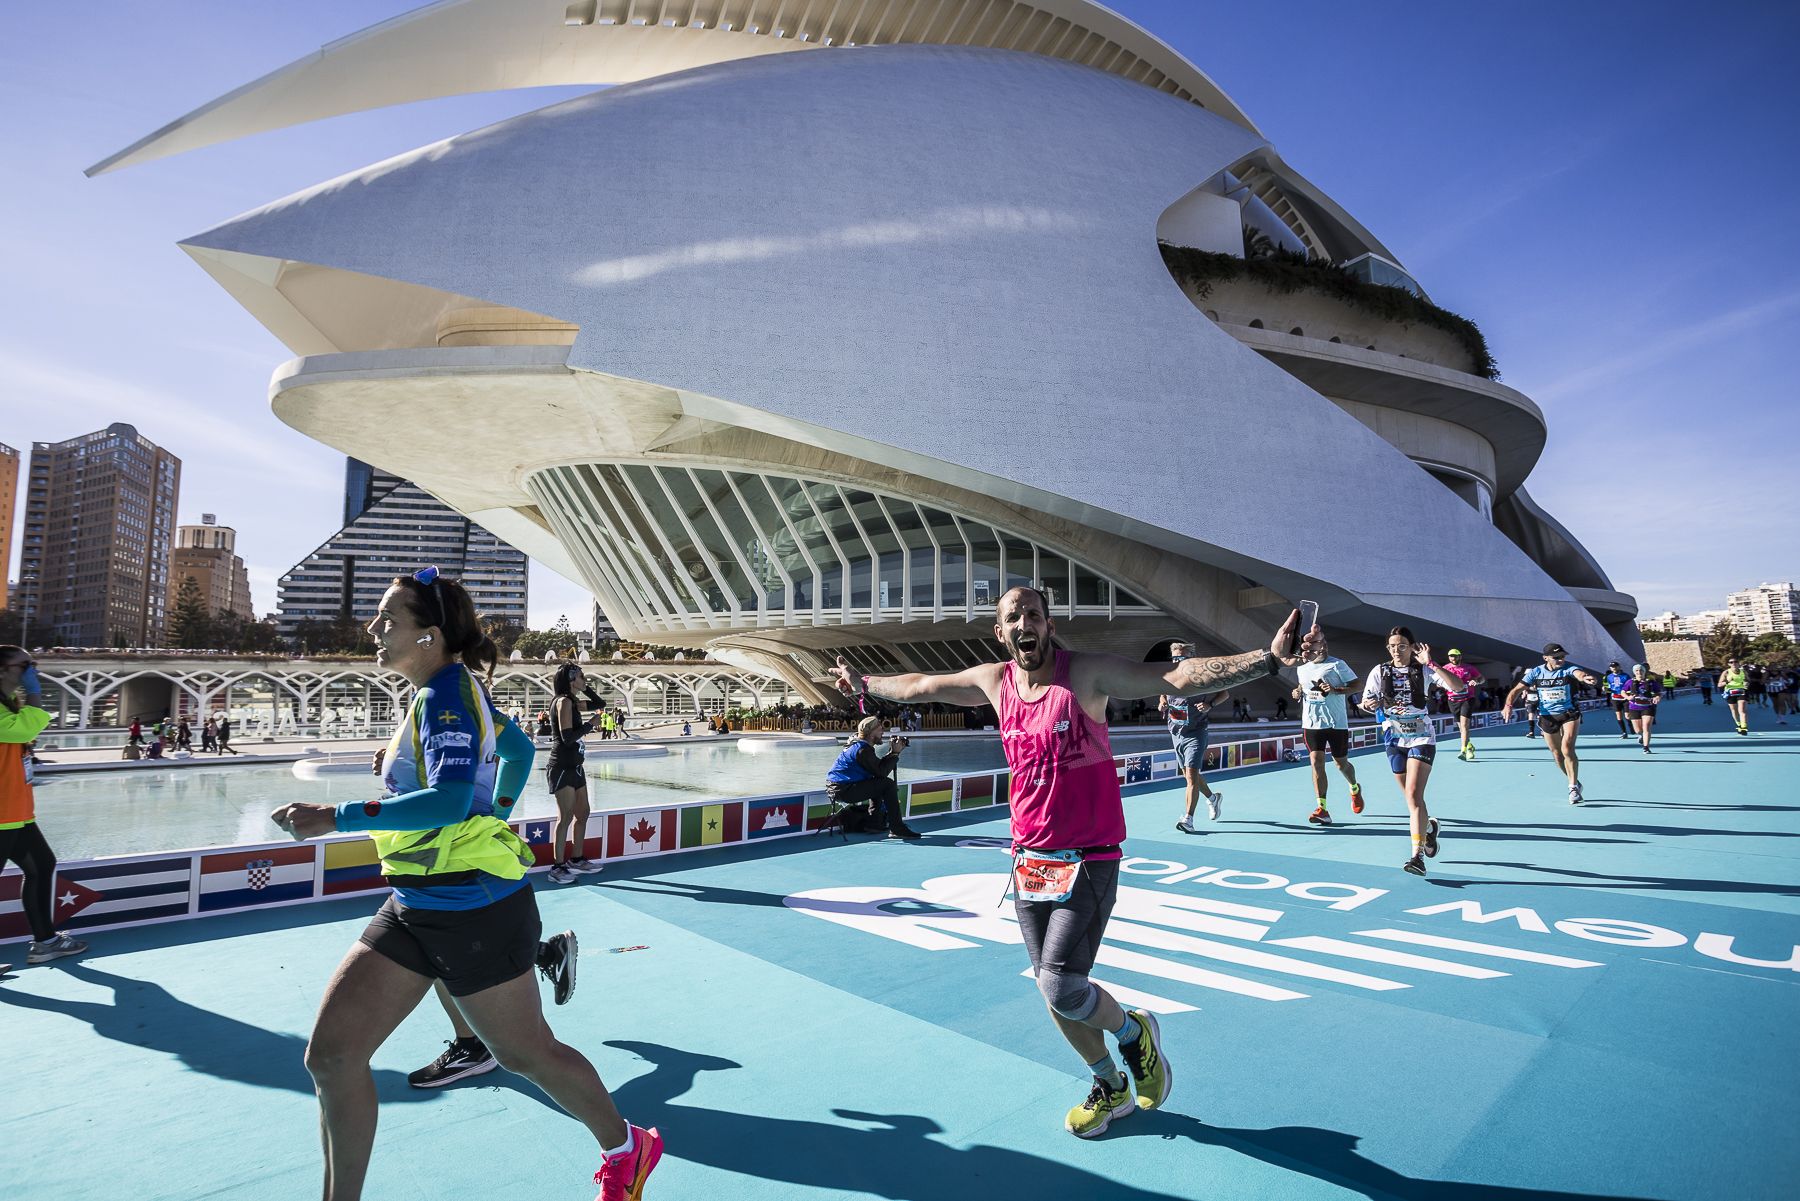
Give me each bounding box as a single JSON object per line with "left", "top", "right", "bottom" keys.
{"left": 1, "top": 646, "right": 87, "bottom": 965}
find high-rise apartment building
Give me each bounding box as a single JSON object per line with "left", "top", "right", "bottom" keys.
{"left": 169, "top": 513, "right": 254, "bottom": 621}
{"left": 17, "top": 423, "right": 181, "bottom": 647}
{"left": 0, "top": 442, "right": 18, "bottom": 611}
{"left": 276, "top": 459, "right": 526, "bottom": 638}
{"left": 1727, "top": 582, "right": 1800, "bottom": 641}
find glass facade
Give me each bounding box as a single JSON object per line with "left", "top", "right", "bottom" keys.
{"left": 527, "top": 463, "right": 1161, "bottom": 635}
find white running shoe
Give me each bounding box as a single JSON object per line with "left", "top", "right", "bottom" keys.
{"left": 1569, "top": 781, "right": 1584, "bottom": 805}
{"left": 1206, "top": 791, "right": 1223, "bottom": 821}
{"left": 1175, "top": 817, "right": 1199, "bottom": 835}
{"left": 27, "top": 932, "right": 87, "bottom": 964}
{"left": 567, "top": 858, "right": 604, "bottom": 875}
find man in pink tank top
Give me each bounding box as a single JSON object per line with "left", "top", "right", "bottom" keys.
{"left": 832, "top": 586, "right": 1312, "bottom": 1139}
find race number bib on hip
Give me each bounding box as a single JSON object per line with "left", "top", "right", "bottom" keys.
{"left": 1010, "top": 849, "right": 1084, "bottom": 904}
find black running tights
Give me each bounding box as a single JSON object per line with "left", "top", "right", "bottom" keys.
{"left": 0, "top": 822, "right": 57, "bottom": 941}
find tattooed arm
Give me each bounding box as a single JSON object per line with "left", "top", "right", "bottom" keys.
{"left": 1076, "top": 610, "right": 1314, "bottom": 704}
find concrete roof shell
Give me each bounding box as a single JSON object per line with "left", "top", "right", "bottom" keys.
{"left": 88, "top": 0, "right": 1259, "bottom": 171}
{"left": 181, "top": 46, "right": 1628, "bottom": 666}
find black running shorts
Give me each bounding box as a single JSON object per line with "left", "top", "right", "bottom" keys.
{"left": 1016, "top": 858, "right": 1120, "bottom": 980}
{"left": 546, "top": 760, "right": 587, "bottom": 792}
{"left": 1537, "top": 710, "right": 1582, "bottom": 735}
{"left": 1302, "top": 727, "right": 1350, "bottom": 756}
{"left": 1448, "top": 697, "right": 1474, "bottom": 721}
{"left": 360, "top": 883, "right": 541, "bottom": 997}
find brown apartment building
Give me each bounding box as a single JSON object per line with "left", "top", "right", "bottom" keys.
{"left": 169, "top": 513, "right": 254, "bottom": 621}
{"left": 0, "top": 442, "right": 17, "bottom": 611}
{"left": 18, "top": 423, "right": 180, "bottom": 647}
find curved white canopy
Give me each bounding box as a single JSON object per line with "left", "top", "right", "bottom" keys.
{"left": 89, "top": 0, "right": 1259, "bottom": 176}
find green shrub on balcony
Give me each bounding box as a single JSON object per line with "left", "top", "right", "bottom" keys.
{"left": 1159, "top": 242, "right": 1500, "bottom": 381}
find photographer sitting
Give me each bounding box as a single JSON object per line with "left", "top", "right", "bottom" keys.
{"left": 825, "top": 715, "right": 921, "bottom": 840}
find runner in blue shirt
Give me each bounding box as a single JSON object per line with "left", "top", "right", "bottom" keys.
{"left": 270, "top": 568, "right": 661, "bottom": 1201}
{"left": 1604, "top": 662, "right": 1634, "bottom": 739}
{"left": 1503, "top": 641, "right": 1603, "bottom": 804}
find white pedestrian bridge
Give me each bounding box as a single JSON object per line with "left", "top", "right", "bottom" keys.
{"left": 29, "top": 651, "right": 796, "bottom": 738}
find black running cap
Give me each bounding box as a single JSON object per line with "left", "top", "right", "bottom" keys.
{"left": 1542, "top": 642, "right": 1567, "bottom": 655}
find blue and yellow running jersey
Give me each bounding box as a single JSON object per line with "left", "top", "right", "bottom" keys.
{"left": 371, "top": 662, "right": 526, "bottom": 910}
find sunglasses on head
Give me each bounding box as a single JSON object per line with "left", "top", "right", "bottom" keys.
{"left": 413, "top": 565, "right": 446, "bottom": 630}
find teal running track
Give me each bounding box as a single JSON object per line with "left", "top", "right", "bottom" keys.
{"left": 4, "top": 694, "right": 1796, "bottom": 1200}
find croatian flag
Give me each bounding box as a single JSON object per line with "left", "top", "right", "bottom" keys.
{"left": 198, "top": 845, "right": 316, "bottom": 912}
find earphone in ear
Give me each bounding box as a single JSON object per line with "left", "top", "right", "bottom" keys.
{"left": 416, "top": 634, "right": 435, "bottom": 646}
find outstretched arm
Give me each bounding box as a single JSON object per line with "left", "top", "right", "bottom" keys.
{"left": 1083, "top": 609, "right": 1314, "bottom": 702}
{"left": 829, "top": 658, "right": 999, "bottom": 709}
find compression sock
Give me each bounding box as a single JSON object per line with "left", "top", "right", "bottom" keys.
{"left": 1411, "top": 837, "right": 1424, "bottom": 858}
{"left": 1114, "top": 1011, "right": 1143, "bottom": 1047}
{"left": 1087, "top": 1050, "right": 1123, "bottom": 1087}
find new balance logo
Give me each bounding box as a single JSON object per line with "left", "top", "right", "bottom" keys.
{"left": 785, "top": 871, "right": 1606, "bottom": 1012}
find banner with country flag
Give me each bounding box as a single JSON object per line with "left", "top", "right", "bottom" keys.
{"left": 50, "top": 855, "right": 193, "bottom": 932}
{"left": 746, "top": 796, "right": 805, "bottom": 839}
{"left": 198, "top": 845, "right": 316, "bottom": 912}
{"left": 955, "top": 772, "right": 1002, "bottom": 811}
{"left": 514, "top": 818, "right": 601, "bottom": 865}
{"left": 321, "top": 837, "right": 385, "bottom": 897}
{"left": 679, "top": 803, "right": 743, "bottom": 849}
{"left": 606, "top": 808, "right": 678, "bottom": 858}
{"left": 906, "top": 780, "right": 955, "bottom": 818}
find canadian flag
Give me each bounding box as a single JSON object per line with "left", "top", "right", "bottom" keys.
{"left": 606, "top": 809, "right": 677, "bottom": 859}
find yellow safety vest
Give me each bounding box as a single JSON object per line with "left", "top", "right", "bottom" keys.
{"left": 370, "top": 679, "right": 533, "bottom": 881}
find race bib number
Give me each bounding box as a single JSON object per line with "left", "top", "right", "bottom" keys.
{"left": 1538, "top": 683, "right": 1572, "bottom": 708}
{"left": 1011, "top": 849, "right": 1084, "bottom": 904}
{"left": 1383, "top": 706, "right": 1433, "bottom": 748}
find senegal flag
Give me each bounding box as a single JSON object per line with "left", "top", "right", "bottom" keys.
{"left": 680, "top": 803, "right": 743, "bottom": 849}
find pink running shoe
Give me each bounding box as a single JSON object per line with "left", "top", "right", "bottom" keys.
{"left": 593, "top": 1125, "right": 663, "bottom": 1201}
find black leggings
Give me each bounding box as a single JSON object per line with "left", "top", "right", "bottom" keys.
{"left": 0, "top": 822, "right": 58, "bottom": 941}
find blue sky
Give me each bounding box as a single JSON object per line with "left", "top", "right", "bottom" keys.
{"left": 2, "top": 1, "right": 1795, "bottom": 626}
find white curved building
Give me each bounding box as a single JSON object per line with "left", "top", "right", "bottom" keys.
{"left": 101, "top": 0, "right": 1638, "bottom": 699}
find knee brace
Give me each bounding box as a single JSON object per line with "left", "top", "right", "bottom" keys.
{"left": 1037, "top": 968, "right": 1100, "bottom": 1021}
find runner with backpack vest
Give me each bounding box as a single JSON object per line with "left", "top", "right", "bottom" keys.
{"left": 1358, "top": 627, "right": 1467, "bottom": 876}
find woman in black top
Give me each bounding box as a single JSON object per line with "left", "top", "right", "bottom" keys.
{"left": 546, "top": 662, "right": 606, "bottom": 883}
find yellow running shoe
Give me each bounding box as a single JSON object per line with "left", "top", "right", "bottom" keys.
{"left": 1065, "top": 1073, "right": 1136, "bottom": 1139}
{"left": 1119, "top": 1009, "right": 1173, "bottom": 1110}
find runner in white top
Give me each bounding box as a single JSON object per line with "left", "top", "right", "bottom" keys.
{"left": 1289, "top": 635, "right": 1364, "bottom": 825}
{"left": 1359, "top": 627, "right": 1465, "bottom": 876}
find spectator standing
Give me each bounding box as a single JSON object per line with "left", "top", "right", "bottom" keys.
{"left": 1, "top": 647, "right": 88, "bottom": 965}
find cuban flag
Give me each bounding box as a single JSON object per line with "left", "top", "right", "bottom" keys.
{"left": 6, "top": 855, "right": 195, "bottom": 934}
{"left": 198, "top": 845, "right": 316, "bottom": 912}
{"left": 515, "top": 818, "right": 601, "bottom": 866}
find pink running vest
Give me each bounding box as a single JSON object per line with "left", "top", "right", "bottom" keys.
{"left": 998, "top": 649, "right": 1125, "bottom": 856}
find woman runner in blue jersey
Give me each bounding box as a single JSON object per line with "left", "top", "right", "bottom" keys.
{"left": 272, "top": 569, "right": 661, "bottom": 1201}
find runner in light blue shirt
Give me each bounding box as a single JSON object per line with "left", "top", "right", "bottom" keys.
{"left": 1290, "top": 635, "right": 1364, "bottom": 823}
